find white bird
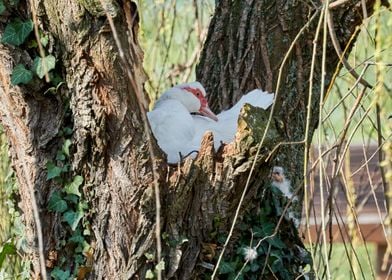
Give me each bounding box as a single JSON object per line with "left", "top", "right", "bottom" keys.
{"left": 271, "top": 166, "right": 300, "bottom": 227}
{"left": 148, "top": 82, "right": 274, "bottom": 163}
{"left": 147, "top": 82, "right": 218, "bottom": 163}
{"left": 191, "top": 89, "right": 274, "bottom": 150}
{"left": 271, "top": 166, "right": 293, "bottom": 199}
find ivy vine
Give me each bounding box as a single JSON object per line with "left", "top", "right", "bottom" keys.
{"left": 0, "top": 0, "right": 57, "bottom": 86}
{"left": 216, "top": 184, "right": 312, "bottom": 280}
{"left": 45, "top": 122, "right": 92, "bottom": 279}
{"left": 1, "top": 1, "right": 92, "bottom": 278}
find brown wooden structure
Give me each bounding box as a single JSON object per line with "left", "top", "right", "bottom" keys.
{"left": 301, "top": 145, "right": 391, "bottom": 279}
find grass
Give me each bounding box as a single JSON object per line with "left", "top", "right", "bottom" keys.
{"left": 322, "top": 243, "right": 376, "bottom": 280}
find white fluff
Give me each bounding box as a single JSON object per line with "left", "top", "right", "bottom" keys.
{"left": 243, "top": 246, "right": 258, "bottom": 262}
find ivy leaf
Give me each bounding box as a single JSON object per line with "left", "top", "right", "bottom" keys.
{"left": 11, "top": 64, "right": 33, "bottom": 85}
{"left": 145, "top": 269, "right": 154, "bottom": 279}
{"left": 48, "top": 191, "right": 67, "bottom": 213}
{"left": 64, "top": 175, "right": 83, "bottom": 197}
{"left": 155, "top": 260, "right": 165, "bottom": 271}
{"left": 46, "top": 161, "right": 62, "bottom": 180}
{"left": 51, "top": 267, "right": 71, "bottom": 280}
{"left": 0, "top": 1, "right": 6, "bottom": 15}
{"left": 9, "top": 0, "right": 19, "bottom": 6}
{"left": 0, "top": 241, "right": 16, "bottom": 268}
{"left": 62, "top": 127, "right": 73, "bottom": 136}
{"left": 1, "top": 19, "right": 33, "bottom": 46}
{"left": 267, "top": 236, "right": 286, "bottom": 249}
{"left": 144, "top": 252, "right": 154, "bottom": 261}
{"left": 271, "top": 257, "right": 284, "bottom": 273}
{"left": 26, "top": 39, "right": 38, "bottom": 49}
{"left": 219, "top": 261, "right": 235, "bottom": 274}
{"left": 64, "top": 194, "right": 79, "bottom": 204}
{"left": 69, "top": 229, "right": 84, "bottom": 244}
{"left": 250, "top": 262, "right": 260, "bottom": 272}
{"left": 33, "top": 55, "right": 56, "bottom": 79}
{"left": 62, "top": 139, "right": 71, "bottom": 157}
{"left": 63, "top": 209, "right": 83, "bottom": 231}
{"left": 40, "top": 34, "right": 49, "bottom": 47}
{"left": 55, "top": 150, "right": 65, "bottom": 161}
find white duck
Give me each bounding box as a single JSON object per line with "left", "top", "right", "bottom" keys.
{"left": 148, "top": 82, "right": 274, "bottom": 163}
{"left": 147, "top": 82, "right": 218, "bottom": 163}
{"left": 191, "top": 89, "right": 274, "bottom": 150}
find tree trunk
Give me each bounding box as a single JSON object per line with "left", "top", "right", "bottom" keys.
{"left": 0, "top": 0, "right": 381, "bottom": 279}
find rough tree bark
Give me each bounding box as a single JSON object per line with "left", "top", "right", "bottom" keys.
{"left": 0, "top": 0, "right": 382, "bottom": 279}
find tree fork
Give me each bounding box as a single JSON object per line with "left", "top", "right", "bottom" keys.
{"left": 0, "top": 0, "right": 382, "bottom": 279}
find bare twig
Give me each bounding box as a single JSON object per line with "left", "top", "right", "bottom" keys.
{"left": 303, "top": 7, "right": 325, "bottom": 278}
{"left": 329, "top": 0, "right": 351, "bottom": 9}
{"left": 326, "top": 10, "right": 373, "bottom": 89}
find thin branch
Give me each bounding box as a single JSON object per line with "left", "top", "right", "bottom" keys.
{"left": 329, "top": 0, "right": 351, "bottom": 9}
{"left": 303, "top": 7, "right": 325, "bottom": 278}
{"left": 326, "top": 9, "right": 373, "bottom": 89}
{"left": 322, "top": 64, "right": 370, "bottom": 123}
{"left": 317, "top": 2, "right": 331, "bottom": 277}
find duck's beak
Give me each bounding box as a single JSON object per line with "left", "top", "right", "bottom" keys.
{"left": 199, "top": 106, "right": 218, "bottom": 122}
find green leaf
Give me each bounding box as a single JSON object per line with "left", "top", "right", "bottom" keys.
{"left": 64, "top": 175, "right": 83, "bottom": 197}
{"left": 0, "top": 1, "right": 6, "bottom": 15}
{"left": 51, "top": 267, "right": 71, "bottom": 280}
{"left": 33, "top": 55, "right": 56, "bottom": 79}
{"left": 144, "top": 252, "right": 154, "bottom": 261}
{"left": 219, "top": 261, "right": 235, "bottom": 274}
{"left": 51, "top": 74, "right": 64, "bottom": 87}
{"left": 145, "top": 269, "right": 154, "bottom": 279}
{"left": 62, "top": 139, "right": 71, "bottom": 157}
{"left": 69, "top": 229, "right": 84, "bottom": 244}
{"left": 74, "top": 253, "right": 84, "bottom": 264}
{"left": 9, "top": 0, "right": 19, "bottom": 6}
{"left": 46, "top": 161, "right": 62, "bottom": 180}
{"left": 61, "top": 163, "right": 70, "bottom": 173}
{"left": 1, "top": 19, "right": 33, "bottom": 46}
{"left": 40, "top": 34, "right": 49, "bottom": 47}
{"left": 78, "top": 200, "right": 88, "bottom": 210}
{"left": 11, "top": 64, "right": 33, "bottom": 85}
{"left": 267, "top": 236, "right": 286, "bottom": 249}
{"left": 48, "top": 191, "right": 67, "bottom": 213}
{"left": 63, "top": 209, "right": 83, "bottom": 231}
{"left": 64, "top": 194, "right": 79, "bottom": 204}
{"left": 63, "top": 127, "right": 73, "bottom": 136}
{"left": 0, "top": 241, "right": 16, "bottom": 267}
{"left": 26, "top": 39, "right": 38, "bottom": 49}
{"left": 250, "top": 262, "right": 260, "bottom": 272}
{"left": 55, "top": 150, "right": 65, "bottom": 161}
{"left": 155, "top": 260, "right": 165, "bottom": 271}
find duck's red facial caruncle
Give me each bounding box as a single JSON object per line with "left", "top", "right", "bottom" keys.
{"left": 182, "top": 86, "right": 218, "bottom": 122}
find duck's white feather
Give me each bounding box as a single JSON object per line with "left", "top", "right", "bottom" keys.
{"left": 147, "top": 99, "right": 199, "bottom": 163}
{"left": 191, "top": 89, "right": 274, "bottom": 149}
